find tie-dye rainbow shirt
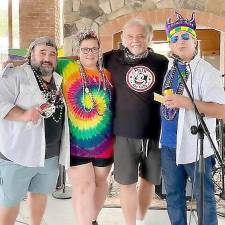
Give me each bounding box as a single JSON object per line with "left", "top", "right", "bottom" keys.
{"left": 57, "top": 59, "right": 113, "bottom": 159}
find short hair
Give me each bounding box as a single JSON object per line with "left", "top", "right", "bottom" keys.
{"left": 121, "top": 18, "right": 153, "bottom": 46}
{"left": 27, "top": 36, "right": 57, "bottom": 60}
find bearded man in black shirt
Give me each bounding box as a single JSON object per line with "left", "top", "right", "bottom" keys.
{"left": 103, "top": 18, "right": 168, "bottom": 225}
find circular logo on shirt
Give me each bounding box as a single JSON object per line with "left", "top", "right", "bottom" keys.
{"left": 126, "top": 66, "right": 155, "bottom": 92}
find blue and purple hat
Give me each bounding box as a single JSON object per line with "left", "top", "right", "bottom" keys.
{"left": 166, "top": 12, "right": 196, "bottom": 42}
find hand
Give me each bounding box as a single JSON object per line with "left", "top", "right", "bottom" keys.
{"left": 164, "top": 94, "right": 192, "bottom": 110}
{"left": 21, "top": 107, "right": 41, "bottom": 124}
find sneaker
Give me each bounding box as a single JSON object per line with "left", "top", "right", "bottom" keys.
{"left": 136, "top": 220, "right": 145, "bottom": 225}
{"left": 92, "top": 220, "right": 98, "bottom": 225}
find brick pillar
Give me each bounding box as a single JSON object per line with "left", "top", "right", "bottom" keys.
{"left": 54, "top": 0, "right": 61, "bottom": 47}
{"left": 220, "top": 32, "right": 225, "bottom": 87}
{"left": 19, "top": 0, "right": 60, "bottom": 48}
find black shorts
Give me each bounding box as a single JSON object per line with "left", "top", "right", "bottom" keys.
{"left": 70, "top": 156, "right": 113, "bottom": 167}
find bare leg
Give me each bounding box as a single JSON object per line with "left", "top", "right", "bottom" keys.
{"left": 28, "top": 192, "right": 48, "bottom": 225}
{"left": 136, "top": 178, "right": 154, "bottom": 220}
{"left": 93, "top": 165, "right": 112, "bottom": 220}
{"left": 0, "top": 205, "right": 19, "bottom": 225}
{"left": 120, "top": 183, "right": 137, "bottom": 225}
{"left": 68, "top": 163, "right": 95, "bottom": 225}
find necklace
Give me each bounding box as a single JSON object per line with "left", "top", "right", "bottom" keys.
{"left": 42, "top": 77, "right": 52, "bottom": 86}
{"left": 78, "top": 61, "right": 112, "bottom": 116}
{"left": 161, "top": 62, "right": 189, "bottom": 120}
{"left": 32, "top": 67, "right": 64, "bottom": 122}
{"left": 124, "top": 48, "right": 150, "bottom": 60}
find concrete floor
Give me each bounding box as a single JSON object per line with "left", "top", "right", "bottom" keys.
{"left": 15, "top": 195, "right": 225, "bottom": 225}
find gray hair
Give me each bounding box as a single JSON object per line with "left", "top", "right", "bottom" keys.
{"left": 122, "top": 18, "right": 153, "bottom": 46}
{"left": 27, "top": 36, "right": 57, "bottom": 60}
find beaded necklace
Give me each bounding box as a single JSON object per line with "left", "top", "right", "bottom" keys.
{"left": 78, "top": 61, "right": 112, "bottom": 116}
{"left": 161, "top": 62, "right": 189, "bottom": 120}
{"left": 124, "top": 48, "right": 150, "bottom": 61}
{"left": 32, "top": 67, "right": 64, "bottom": 123}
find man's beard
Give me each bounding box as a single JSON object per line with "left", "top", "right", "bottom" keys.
{"left": 31, "top": 60, "right": 55, "bottom": 77}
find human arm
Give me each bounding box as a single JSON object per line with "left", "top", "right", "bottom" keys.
{"left": 0, "top": 66, "right": 41, "bottom": 123}
{"left": 164, "top": 94, "right": 225, "bottom": 119}
{"left": 3, "top": 59, "right": 27, "bottom": 68}
{"left": 164, "top": 59, "right": 225, "bottom": 119}
{"left": 4, "top": 106, "right": 41, "bottom": 123}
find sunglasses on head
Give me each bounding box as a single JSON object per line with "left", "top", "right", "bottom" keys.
{"left": 170, "top": 33, "right": 191, "bottom": 44}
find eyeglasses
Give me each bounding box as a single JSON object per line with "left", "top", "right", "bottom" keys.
{"left": 80, "top": 47, "right": 99, "bottom": 54}
{"left": 170, "top": 33, "right": 191, "bottom": 44}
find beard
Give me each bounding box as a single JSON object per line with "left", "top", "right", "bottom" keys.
{"left": 31, "top": 59, "right": 55, "bottom": 77}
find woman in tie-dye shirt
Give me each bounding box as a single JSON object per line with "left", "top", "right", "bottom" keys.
{"left": 57, "top": 29, "right": 113, "bottom": 225}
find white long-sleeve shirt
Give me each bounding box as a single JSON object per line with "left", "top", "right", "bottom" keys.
{"left": 0, "top": 63, "right": 70, "bottom": 168}
{"left": 167, "top": 57, "right": 225, "bottom": 165}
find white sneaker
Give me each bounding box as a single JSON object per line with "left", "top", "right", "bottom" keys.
{"left": 136, "top": 219, "right": 145, "bottom": 225}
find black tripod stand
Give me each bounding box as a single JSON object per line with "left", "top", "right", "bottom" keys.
{"left": 173, "top": 57, "right": 224, "bottom": 225}
{"left": 215, "top": 119, "right": 225, "bottom": 200}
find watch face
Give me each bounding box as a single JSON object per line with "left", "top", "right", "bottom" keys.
{"left": 40, "top": 102, "right": 55, "bottom": 118}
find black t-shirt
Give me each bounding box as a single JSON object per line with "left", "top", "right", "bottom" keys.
{"left": 43, "top": 80, "right": 65, "bottom": 159}
{"left": 103, "top": 49, "right": 168, "bottom": 140}
{"left": 44, "top": 107, "right": 65, "bottom": 159}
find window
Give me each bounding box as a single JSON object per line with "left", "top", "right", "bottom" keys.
{"left": 151, "top": 42, "right": 170, "bottom": 57}
{"left": 0, "top": 0, "right": 9, "bottom": 65}
{"left": 0, "top": 0, "right": 19, "bottom": 67}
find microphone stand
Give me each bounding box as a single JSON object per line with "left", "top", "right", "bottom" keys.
{"left": 52, "top": 165, "right": 72, "bottom": 199}
{"left": 216, "top": 119, "right": 225, "bottom": 200}
{"left": 173, "top": 59, "right": 224, "bottom": 225}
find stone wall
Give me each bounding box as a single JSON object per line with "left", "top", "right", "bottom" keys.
{"left": 17, "top": 0, "right": 225, "bottom": 52}
{"left": 63, "top": 0, "right": 225, "bottom": 54}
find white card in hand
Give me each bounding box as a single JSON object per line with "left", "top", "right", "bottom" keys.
{"left": 154, "top": 92, "right": 164, "bottom": 104}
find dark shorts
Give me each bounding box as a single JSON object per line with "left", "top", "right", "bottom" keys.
{"left": 114, "top": 136, "right": 161, "bottom": 185}
{"left": 70, "top": 156, "right": 113, "bottom": 167}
